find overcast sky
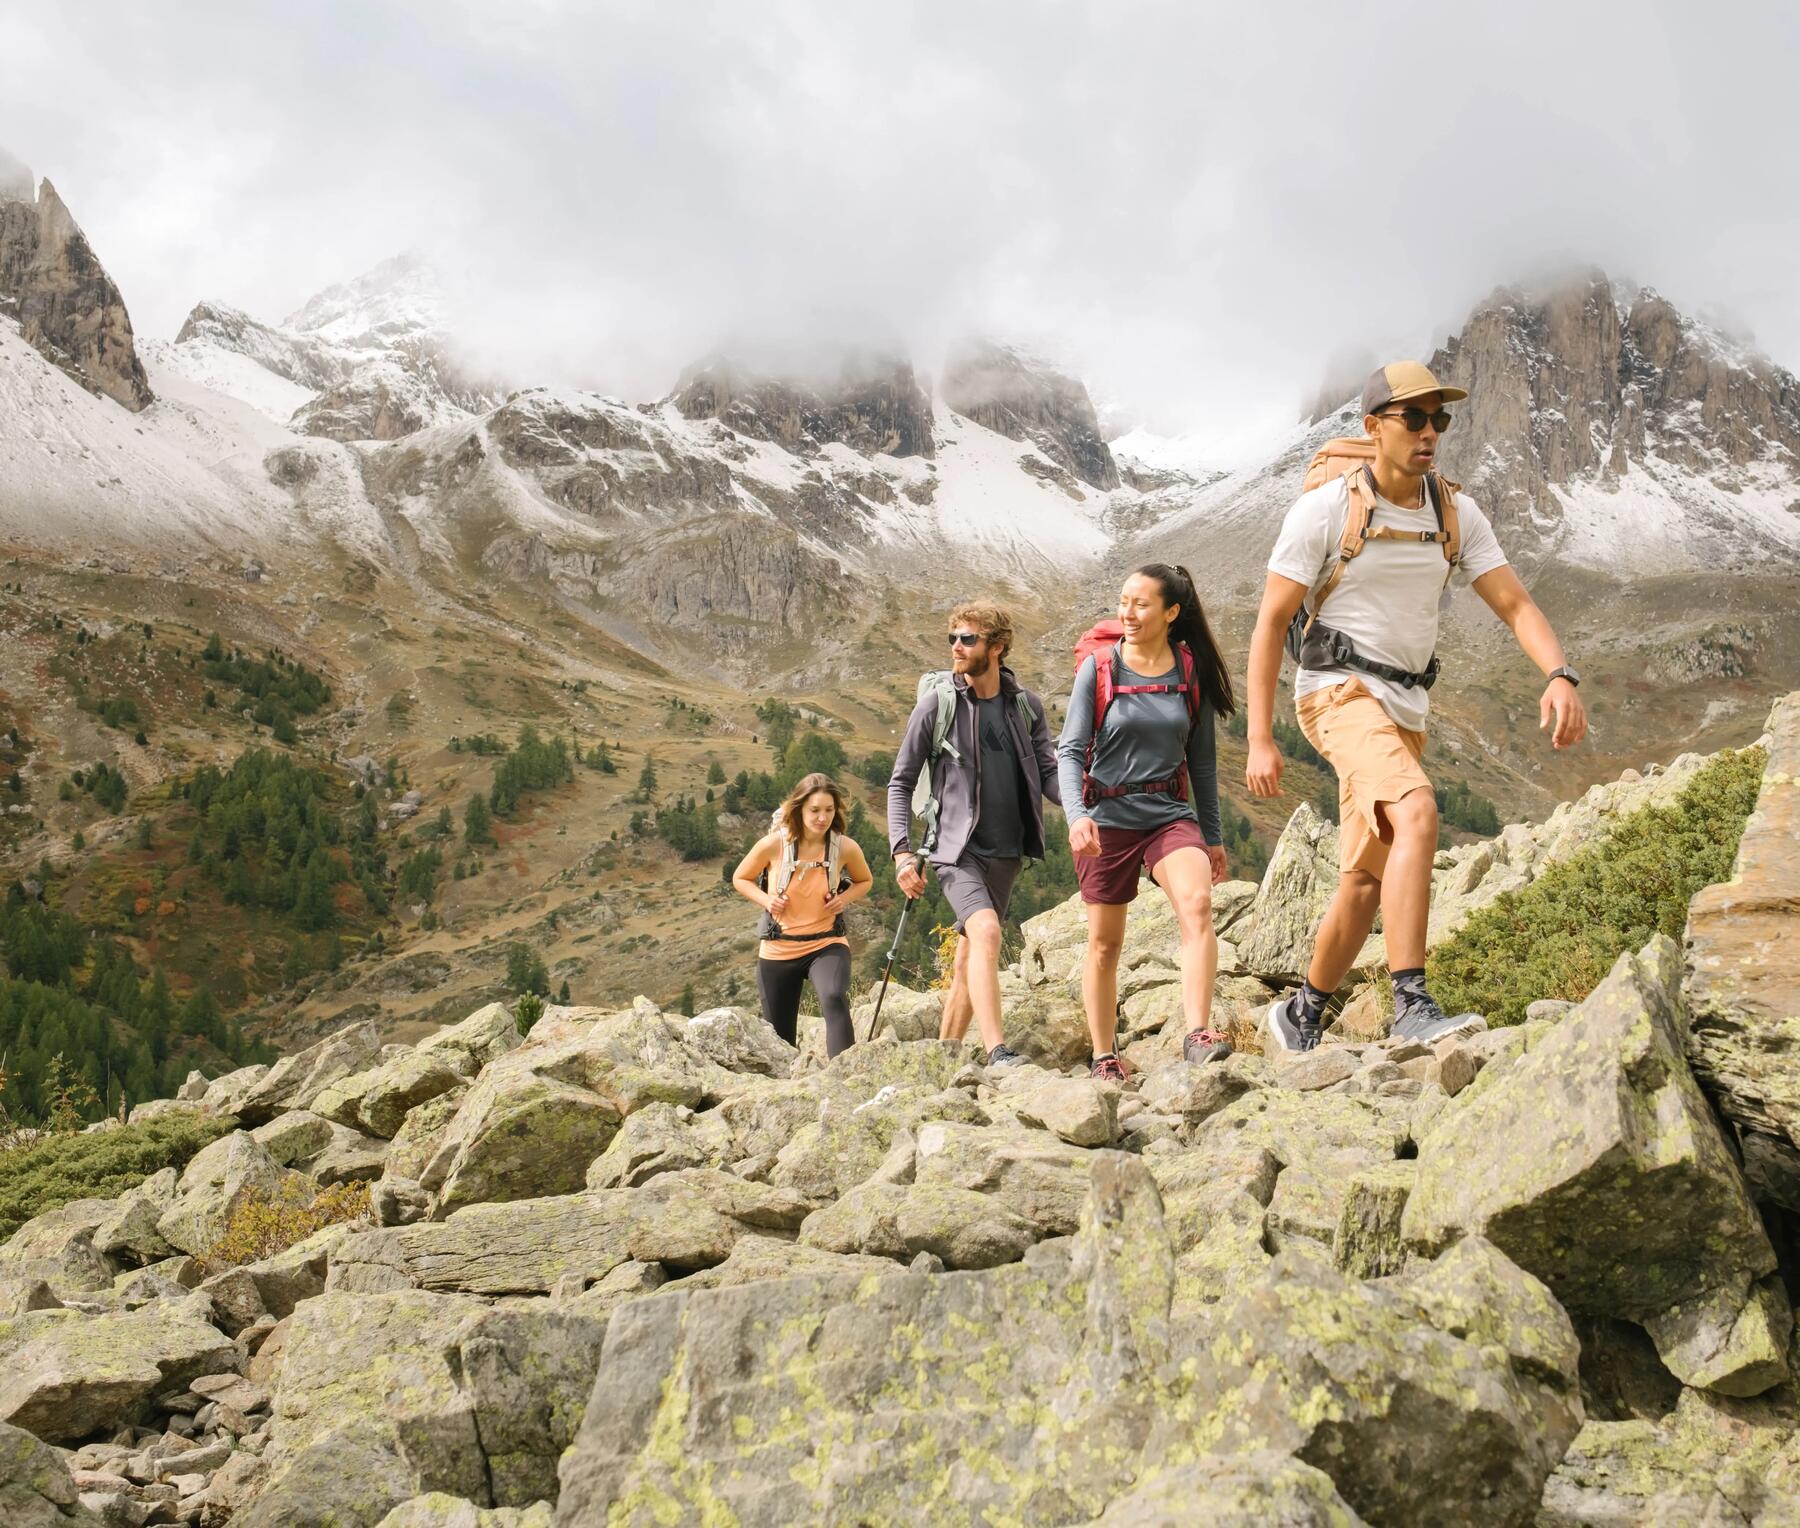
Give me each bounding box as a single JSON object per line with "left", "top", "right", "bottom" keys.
{"left": 4, "top": 2, "right": 1797, "bottom": 441}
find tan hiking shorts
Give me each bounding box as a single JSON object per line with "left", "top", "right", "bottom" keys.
{"left": 1295, "top": 678, "right": 1430, "bottom": 880}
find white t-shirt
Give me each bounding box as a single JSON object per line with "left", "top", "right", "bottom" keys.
{"left": 1268, "top": 474, "right": 1508, "bottom": 732}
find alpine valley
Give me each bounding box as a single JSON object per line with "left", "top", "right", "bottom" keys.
{"left": 0, "top": 153, "right": 1796, "bottom": 1072}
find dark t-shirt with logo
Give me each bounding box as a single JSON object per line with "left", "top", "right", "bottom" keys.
{"left": 968, "top": 692, "right": 1026, "bottom": 861}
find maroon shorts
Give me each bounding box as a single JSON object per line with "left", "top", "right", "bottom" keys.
{"left": 1074, "top": 818, "right": 1207, "bottom": 905}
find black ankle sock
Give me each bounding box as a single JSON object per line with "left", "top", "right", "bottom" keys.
{"left": 1093, "top": 1051, "right": 1115, "bottom": 1062}
{"left": 1297, "top": 981, "right": 1332, "bottom": 1025}
{"left": 1391, "top": 968, "right": 1429, "bottom": 1004}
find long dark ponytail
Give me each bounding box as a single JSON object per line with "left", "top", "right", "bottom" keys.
{"left": 1132, "top": 563, "right": 1236, "bottom": 718}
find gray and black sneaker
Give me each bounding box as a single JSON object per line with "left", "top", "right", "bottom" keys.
{"left": 985, "top": 1044, "right": 1026, "bottom": 1069}
{"left": 1391, "top": 989, "right": 1487, "bottom": 1045}
{"left": 1263, "top": 992, "right": 1322, "bottom": 1053}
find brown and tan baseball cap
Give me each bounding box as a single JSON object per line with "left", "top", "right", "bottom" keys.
{"left": 1361, "top": 360, "right": 1467, "bottom": 415}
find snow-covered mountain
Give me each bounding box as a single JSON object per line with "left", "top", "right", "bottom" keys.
{"left": 3, "top": 153, "right": 1798, "bottom": 688}
{"left": 164, "top": 254, "right": 502, "bottom": 443}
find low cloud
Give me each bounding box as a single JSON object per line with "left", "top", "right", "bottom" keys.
{"left": 4, "top": 1, "right": 1796, "bottom": 443}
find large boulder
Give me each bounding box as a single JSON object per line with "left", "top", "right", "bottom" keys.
{"left": 1686, "top": 701, "right": 1800, "bottom": 1209}
{"left": 1096, "top": 1453, "right": 1364, "bottom": 1526}
{"left": 679, "top": 1006, "right": 796, "bottom": 1077}
{"left": 92, "top": 1169, "right": 180, "bottom": 1266}
{"left": 0, "top": 1418, "right": 101, "bottom": 1526}
{"left": 556, "top": 1154, "right": 1579, "bottom": 1527}
{"left": 1402, "top": 937, "right": 1787, "bottom": 1391}
{"left": 797, "top": 1180, "right": 1041, "bottom": 1270}
{"left": 232, "top": 1022, "right": 384, "bottom": 1125}
{"left": 418, "top": 1007, "right": 757, "bottom": 1217}
{"left": 913, "top": 1120, "right": 1094, "bottom": 1235}
{"left": 330, "top": 1173, "right": 810, "bottom": 1297}
{"left": 0, "top": 1294, "right": 235, "bottom": 1442}
{"left": 1232, "top": 804, "right": 1342, "bottom": 983}
{"left": 0, "top": 1200, "right": 119, "bottom": 1299}
{"left": 244, "top": 1292, "right": 605, "bottom": 1527}
{"left": 313, "top": 1002, "right": 523, "bottom": 1140}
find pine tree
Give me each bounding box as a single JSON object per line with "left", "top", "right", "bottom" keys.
{"left": 464, "top": 792, "right": 494, "bottom": 846}
{"left": 637, "top": 754, "right": 658, "bottom": 802}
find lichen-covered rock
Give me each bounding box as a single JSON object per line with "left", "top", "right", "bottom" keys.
{"left": 0, "top": 1199, "right": 119, "bottom": 1298}
{"left": 1137, "top": 1053, "right": 1266, "bottom": 1124}
{"left": 314, "top": 1052, "right": 467, "bottom": 1141}
{"left": 0, "top": 1294, "right": 236, "bottom": 1442}
{"left": 424, "top": 1073, "right": 621, "bottom": 1218}
{"left": 1331, "top": 1161, "right": 1417, "bottom": 1279}
{"left": 0, "top": 1418, "right": 102, "bottom": 1527}
{"left": 1012, "top": 1076, "right": 1119, "bottom": 1148}
{"left": 1096, "top": 1452, "right": 1366, "bottom": 1526}
{"left": 1190, "top": 1086, "right": 1405, "bottom": 1172}
{"left": 1232, "top": 804, "right": 1341, "bottom": 983}
{"left": 250, "top": 1111, "right": 336, "bottom": 1167}
{"left": 679, "top": 1006, "right": 795, "bottom": 1077}
{"left": 583, "top": 1104, "right": 732, "bottom": 1191}
{"left": 246, "top": 1291, "right": 604, "bottom": 1527}
{"left": 91, "top": 1169, "right": 179, "bottom": 1269}
{"left": 331, "top": 1173, "right": 810, "bottom": 1297}
{"left": 1642, "top": 1272, "right": 1793, "bottom": 1397}
{"left": 1540, "top": 1381, "right": 1800, "bottom": 1527}
{"left": 233, "top": 1023, "right": 383, "bottom": 1126}
{"left": 199, "top": 1063, "right": 269, "bottom": 1115}
{"left": 913, "top": 1120, "right": 1093, "bottom": 1235}
{"left": 555, "top": 1155, "right": 1576, "bottom": 1527}
{"left": 377, "top": 1496, "right": 552, "bottom": 1528}
{"left": 796, "top": 1180, "right": 1041, "bottom": 1270}
{"left": 1685, "top": 698, "right": 1800, "bottom": 1209}
{"left": 1402, "top": 936, "right": 1777, "bottom": 1320}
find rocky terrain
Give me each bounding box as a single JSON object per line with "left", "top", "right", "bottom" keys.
{"left": 1, "top": 694, "right": 1794, "bottom": 1525}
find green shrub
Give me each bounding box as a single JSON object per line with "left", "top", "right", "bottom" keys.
{"left": 1428, "top": 747, "right": 1766, "bottom": 1026}
{"left": 0, "top": 1112, "right": 233, "bottom": 1244}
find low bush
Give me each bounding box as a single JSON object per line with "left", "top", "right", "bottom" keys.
{"left": 1428, "top": 747, "right": 1765, "bottom": 1026}
{"left": 198, "top": 1177, "right": 371, "bottom": 1272}
{"left": 0, "top": 1111, "right": 233, "bottom": 1244}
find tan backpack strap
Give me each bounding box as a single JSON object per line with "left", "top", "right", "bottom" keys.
{"left": 1434, "top": 472, "right": 1462, "bottom": 570}
{"left": 1304, "top": 469, "right": 1375, "bottom": 629}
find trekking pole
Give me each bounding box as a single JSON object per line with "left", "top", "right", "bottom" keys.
{"left": 866, "top": 895, "right": 915, "bottom": 1042}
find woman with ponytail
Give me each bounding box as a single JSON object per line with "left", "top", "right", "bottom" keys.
{"left": 1056, "top": 564, "right": 1236, "bottom": 1079}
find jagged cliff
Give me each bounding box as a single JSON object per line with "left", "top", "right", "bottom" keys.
{"left": 0, "top": 162, "right": 153, "bottom": 412}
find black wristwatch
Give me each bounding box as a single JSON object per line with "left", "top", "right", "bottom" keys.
{"left": 1548, "top": 666, "right": 1580, "bottom": 688}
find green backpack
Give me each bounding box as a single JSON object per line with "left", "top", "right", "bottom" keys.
{"left": 909, "top": 671, "right": 1036, "bottom": 854}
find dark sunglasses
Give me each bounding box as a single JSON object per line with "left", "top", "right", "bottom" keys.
{"left": 1379, "top": 406, "right": 1454, "bottom": 433}
{"left": 947, "top": 631, "right": 984, "bottom": 647}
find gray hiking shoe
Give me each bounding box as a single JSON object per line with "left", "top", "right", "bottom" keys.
{"left": 1391, "top": 990, "right": 1487, "bottom": 1045}
{"left": 985, "top": 1044, "right": 1026, "bottom": 1069}
{"left": 1263, "top": 993, "right": 1322, "bottom": 1054}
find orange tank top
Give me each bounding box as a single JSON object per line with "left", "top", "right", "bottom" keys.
{"left": 758, "top": 857, "right": 848, "bottom": 962}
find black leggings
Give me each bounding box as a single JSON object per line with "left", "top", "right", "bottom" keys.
{"left": 757, "top": 944, "right": 854, "bottom": 1058}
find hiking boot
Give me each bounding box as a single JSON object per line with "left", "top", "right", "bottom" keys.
{"left": 1264, "top": 993, "right": 1323, "bottom": 1053}
{"left": 1182, "top": 1027, "right": 1233, "bottom": 1064}
{"left": 985, "top": 1044, "right": 1026, "bottom": 1069}
{"left": 1090, "top": 1053, "right": 1127, "bottom": 1083}
{"left": 1391, "top": 990, "right": 1487, "bottom": 1045}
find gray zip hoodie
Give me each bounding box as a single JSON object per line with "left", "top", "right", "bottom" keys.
{"left": 886, "top": 666, "right": 1062, "bottom": 867}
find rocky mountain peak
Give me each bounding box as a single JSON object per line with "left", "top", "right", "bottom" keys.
{"left": 941, "top": 339, "right": 1120, "bottom": 491}
{"left": 1428, "top": 270, "right": 1800, "bottom": 562}
{"left": 0, "top": 166, "right": 153, "bottom": 412}
{"left": 670, "top": 351, "right": 935, "bottom": 460}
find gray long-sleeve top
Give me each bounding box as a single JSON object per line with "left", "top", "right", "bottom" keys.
{"left": 886, "top": 667, "right": 1061, "bottom": 866}
{"left": 1056, "top": 651, "right": 1222, "bottom": 843}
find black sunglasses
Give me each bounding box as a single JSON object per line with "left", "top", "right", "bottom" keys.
{"left": 1379, "top": 406, "right": 1454, "bottom": 433}
{"left": 948, "top": 631, "right": 984, "bottom": 647}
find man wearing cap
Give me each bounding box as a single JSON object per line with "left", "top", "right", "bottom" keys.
{"left": 1244, "top": 360, "right": 1588, "bottom": 1050}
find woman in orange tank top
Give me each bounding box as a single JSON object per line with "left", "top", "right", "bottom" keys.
{"left": 730, "top": 773, "right": 872, "bottom": 1057}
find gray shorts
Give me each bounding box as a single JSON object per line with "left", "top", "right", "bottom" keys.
{"left": 935, "top": 853, "right": 1022, "bottom": 932}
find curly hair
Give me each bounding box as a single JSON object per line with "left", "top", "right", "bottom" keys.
{"left": 947, "top": 601, "right": 1015, "bottom": 660}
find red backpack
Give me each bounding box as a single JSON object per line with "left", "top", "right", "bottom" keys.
{"left": 1071, "top": 621, "right": 1202, "bottom": 808}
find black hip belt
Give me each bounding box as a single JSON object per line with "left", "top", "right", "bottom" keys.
{"left": 759, "top": 913, "right": 847, "bottom": 941}
{"left": 1285, "top": 612, "right": 1440, "bottom": 691}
